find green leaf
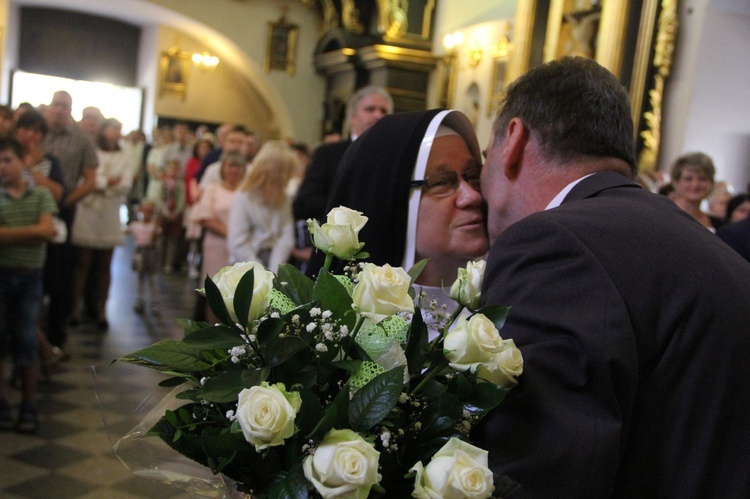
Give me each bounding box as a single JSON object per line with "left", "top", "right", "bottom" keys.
{"left": 197, "top": 370, "right": 247, "bottom": 403}
{"left": 165, "top": 410, "right": 178, "bottom": 427}
{"left": 407, "top": 259, "right": 428, "bottom": 285}
{"left": 204, "top": 275, "right": 234, "bottom": 326}
{"left": 117, "top": 340, "right": 211, "bottom": 372}
{"left": 158, "top": 376, "right": 190, "bottom": 387}
{"left": 277, "top": 264, "right": 313, "bottom": 305}
{"left": 312, "top": 272, "right": 356, "bottom": 329}
{"left": 264, "top": 335, "right": 310, "bottom": 368}
{"left": 233, "top": 268, "right": 255, "bottom": 329}
{"left": 242, "top": 368, "right": 268, "bottom": 387}
{"left": 463, "top": 382, "right": 508, "bottom": 418}
{"left": 182, "top": 326, "right": 247, "bottom": 350}
{"left": 349, "top": 367, "right": 405, "bottom": 432}
{"left": 295, "top": 387, "right": 325, "bottom": 437}
{"left": 178, "top": 318, "right": 210, "bottom": 335}
{"left": 267, "top": 464, "right": 309, "bottom": 499}
{"left": 328, "top": 359, "right": 363, "bottom": 373}
{"left": 447, "top": 371, "right": 473, "bottom": 399}
{"left": 417, "top": 391, "right": 463, "bottom": 442}
{"left": 405, "top": 309, "right": 428, "bottom": 378}
{"left": 475, "top": 305, "right": 510, "bottom": 330}
{"left": 257, "top": 317, "right": 286, "bottom": 343}
{"left": 307, "top": 385, "right": 349, "bottom": 439}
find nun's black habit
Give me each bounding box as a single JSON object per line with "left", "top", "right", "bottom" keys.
{"left": 307, "top": 109, "right": 481, "bottom": 276}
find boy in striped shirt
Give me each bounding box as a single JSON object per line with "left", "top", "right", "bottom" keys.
{"left": 0, "top": 138, "right": 58, "bottom": 433}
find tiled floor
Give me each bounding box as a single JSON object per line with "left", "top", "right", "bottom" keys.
{"left": 1, "top": 236, "right": 205, "bottom": 498}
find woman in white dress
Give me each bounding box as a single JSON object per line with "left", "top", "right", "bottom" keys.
{"left": 70, "top": 118, "right": 133, "bottom": 329}
{"left": 227, "top": 141, "right": 297, "bottom": 272}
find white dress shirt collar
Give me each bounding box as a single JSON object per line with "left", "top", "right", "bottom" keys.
{"left": 545, "top": 173, "right": 596, "bottom": 210}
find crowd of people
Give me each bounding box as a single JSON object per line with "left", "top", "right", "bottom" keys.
{"left": 0, "top": 86, "right": 392, "bottom": 433}
{"left": 1, "top": 59, "right": 749, "bottom": 497}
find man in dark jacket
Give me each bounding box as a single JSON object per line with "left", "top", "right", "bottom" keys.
{"left": 478, "top": 56, "right": 750, "bottom": 498}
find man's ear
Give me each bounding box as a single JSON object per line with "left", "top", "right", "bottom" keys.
{"left": 502, "top": 117, "right": 527, "bottom": 180}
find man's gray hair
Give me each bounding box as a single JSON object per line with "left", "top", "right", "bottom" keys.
{"left": 346, "top": 86, "right": 394, "bottom": 120}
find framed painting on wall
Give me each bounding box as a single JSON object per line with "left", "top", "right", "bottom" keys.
{"left": 159, "top": 48, "right": 191, "bottom": 100}
{"left": 510, "top": 0, "right": 679, "bottom": 171}
{"left": 265, "top": 17, "right": 299, "bottom": 75}
{"left": 488, "top": 57, "right": 508, "bottom": 118}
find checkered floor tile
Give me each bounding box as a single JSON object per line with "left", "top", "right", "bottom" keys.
{"left": 1, "top": 237, "right": 203, "bottom": 498}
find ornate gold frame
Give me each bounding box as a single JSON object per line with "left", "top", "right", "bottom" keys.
{"left": 265, "top": 17, "right": 299, "bottom": 75}
{"left": 159, "top": 47, "right": 191, "bottom": 100}
{"left": 488, "top": 56, "right": 509, "bottom": 118}
{"left": 507, "top": 0, "right": 679, "bottom": 171}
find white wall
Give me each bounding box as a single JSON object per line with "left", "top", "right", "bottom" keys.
{"left": 661, "top": 0, "right": 750, "bottom": 191}
{"left": 680, "top": 8, "right": 750, "bottom": 190}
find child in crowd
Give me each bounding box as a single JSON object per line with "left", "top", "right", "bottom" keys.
{"left": 149, "top": 158, "right": 185, "bottom": 274}
{"left": 127, "top": 200, "right": 161, "bottom": 316}
{"left": 0, "top": 138, "right": 58, "bottom": 433}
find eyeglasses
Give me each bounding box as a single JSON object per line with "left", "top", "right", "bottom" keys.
{"left": 409, "top": 167, "right": 482, "bottom": 197}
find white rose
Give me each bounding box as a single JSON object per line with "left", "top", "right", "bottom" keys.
{"left": 235, "top": 382, "right": 301, "bottom": 451}
{"left": 213, "top": 261, "right": 275, "bottom": 322}
{"left": 411, "top": 438, "right": 494, "bottom": 499}
{"left": 476, "top": 338, "right": 524, "bottom": 388}
{"left": 352, "top": 263, "right": 415, "bottom": 324}
{"left": 303, "top": 429, "right": 380, "bottom": 499}
{"left": 444, "top": 314, "right": 523, "bottom": 388}
{"left": 308, "top": 206, "right": 368, "bottom": 260}
{"left": 449, "top": 260, "right": 486, "bottom": 310}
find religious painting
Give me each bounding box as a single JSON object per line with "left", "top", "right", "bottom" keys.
{"left": 511, "top": 0, "right": 680, "bottom": 171}
{"left": 159, "top": 48, "right": 191, "bottom": 100}
{"left": 488, "top": 57, "right": 508, "bottom": 118}
{"left": 545, "top": 0, "right": 603, "bottom": 61}
{"left": 265, "top": 17, "right": 299, "bottom": 75}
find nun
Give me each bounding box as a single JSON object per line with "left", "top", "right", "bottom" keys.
{"left": 309, "top": 109, "right": 488, "bottom": 315}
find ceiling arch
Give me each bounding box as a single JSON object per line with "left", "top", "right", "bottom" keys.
{"left": 11, "top": 0, "right": 294, "bottom": 137}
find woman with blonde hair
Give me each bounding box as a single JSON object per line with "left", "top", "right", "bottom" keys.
{"left": 670, "top": 152, "right": 724, "bottom": 231}
{"left": 227, "top": 141, "right": 297, "bottom": 271}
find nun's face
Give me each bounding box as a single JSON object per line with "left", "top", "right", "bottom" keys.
{"left": 415, "top": 135, "right": 489, "bottom": 270}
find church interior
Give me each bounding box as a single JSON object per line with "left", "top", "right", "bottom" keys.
{"left": 0, "top": 0, "right": 749, "bottom": 497}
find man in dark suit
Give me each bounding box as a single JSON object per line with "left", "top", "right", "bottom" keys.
{"left": 718, "top": 216, "right": 750, "bottom": 262}
{"left": 292, "top": 85, "right": 392, "bottom": 224}
{"left": 478, "top": 57, "right": 750, "bottom": 498}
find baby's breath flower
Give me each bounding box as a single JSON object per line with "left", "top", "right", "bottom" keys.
{"left": 322, "top": 310, "right": 333, "bottom": 319}
{"left": 270, "top": 312, "right": 280, "bottom": 319}
{"left": 231, "top": 356, "right": 240, "bottom": 363}
{"left": 226, "top": 409, "right": 236, "bottom": 421}
{"left": 306, "top": 323, "right": 317, "bottom": 332}
{"left": 339, "top": 325, "right": 349, "bottom": 337}
{"left": 380, "top": 429, "right": 392, "bottom": 448}
{"left": 310, "top": 307, "right": 321, "bottom": 317}
{"left": 315, "top": 343, "right": 328, "bottom": 352}
{"left": 399, "top": 392, "right": 408, "bottom": 404}
{"left": 292, "top": 315, "right": 300, "bottom": 324}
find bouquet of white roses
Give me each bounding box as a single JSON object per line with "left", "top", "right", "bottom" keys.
{"left": 116, "top": 206, "right": 523, "bottom": 499}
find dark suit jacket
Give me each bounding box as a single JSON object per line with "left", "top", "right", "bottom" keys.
{"left": 717, "top": 216, "right": 750, "bottom": 262}
{"left": 479, "top": 172, "right": 750, "bottom": 498}
{"left": 292, "top": 139, "right": 352, "bottom": 222}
